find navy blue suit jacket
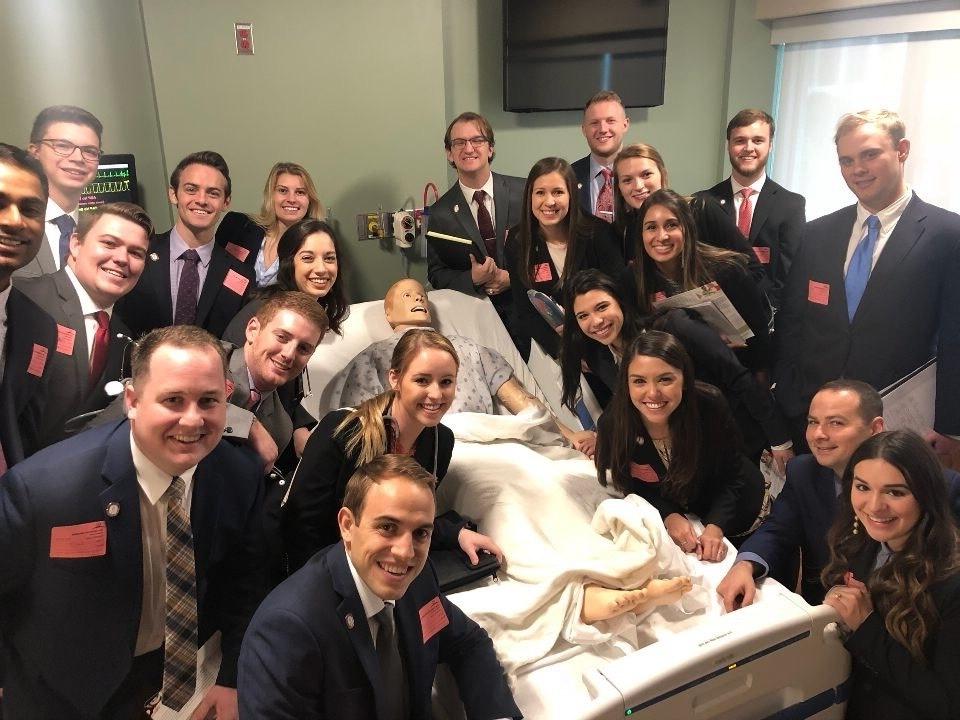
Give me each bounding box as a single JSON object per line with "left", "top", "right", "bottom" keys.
{"left": 426, "top": 172, "right": 525, "bottom": 296}
{"left": 115, "top": 230, "right": 256, "bottom": 340}
{"left": 238, "top": 542, "right": 520, "bottom": 720}
{"left": 739, "top": 453, "right": 960, "bottom": 605}
{"left": 0, "top": 420, "right": 267, "bottom": 718}
{"left": 775, "top": 194, "right": 960, "bottom": 434}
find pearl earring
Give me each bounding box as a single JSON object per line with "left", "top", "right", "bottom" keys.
{"left": 852, "top": 516, "right": 859, "bottom": 535}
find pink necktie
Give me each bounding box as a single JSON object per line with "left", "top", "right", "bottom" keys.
{"left": 737, "top": 188, "right": 754, "bottom": 238}
{"left": 596, "top": 168, "right": 614, "bottom": 223}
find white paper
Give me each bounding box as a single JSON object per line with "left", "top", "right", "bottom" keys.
{"left": 880, "top": 360, "right": 936, "bottom": 435}
{"left": 151, "top": 632, "right": 222, "bottom": 719}
{"left": 653, "top": 282, "right": 754, "bottom": 344}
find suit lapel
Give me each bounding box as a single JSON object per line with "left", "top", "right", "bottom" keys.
{"left": 196, "top": 245, "right": 229, "bottom": 327}
{"left": 715, "top": 180, "right": 735, "bottom": 219}
{"left": 330, "top": 545, "right": 388, "bottom": 718}
{"left": 36, "top": 239, "right": 57, "bottom": 274}
{"left": 396, "top": 591, "right": 431, "bottom": 712}
{"left": 449, "top": 185, "right": 487, "bottom": 258}
{"left": 228, "top": 345, "right": 253, "bottom": 407}
{"left": 53, "top": 270, "right": 90, "bottom": 397}
{"left": 492, "top": 173, "right": 512, "bottom": 249}
{"left": 151, "top": 234, "right": 174, "bottom": 325}
{"left": 99, "top": 421, "right": 145, "bottom": 652}
{"left": 821, "top": 206, "right": 857, "bottom": 325}
{"left": 750, "top": 182, "right": 776, "bottom": 242}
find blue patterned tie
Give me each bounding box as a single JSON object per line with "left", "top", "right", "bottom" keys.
{"left": 161, "top": 476, "right": 198, "bottom": 710}
{"left": 844, "top": 215, "right": 880, "bottom": 322}
{"left": 53, "top": 214, "right": 76, "bottom": 268}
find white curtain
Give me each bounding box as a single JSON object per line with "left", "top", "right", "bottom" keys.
{"left": 772, "top": 30, "right": 960, "bottom": 221}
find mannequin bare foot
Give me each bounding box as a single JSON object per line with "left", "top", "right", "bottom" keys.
{"left": 631, "top": 576, "right": 693, "bottom": 613}
{"left": 581, "top": 584, "right": 649, "bottom": 624}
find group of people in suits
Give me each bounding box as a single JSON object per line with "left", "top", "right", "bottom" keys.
{"left": 1, "top": 85, "right": 960, "bottom": 720}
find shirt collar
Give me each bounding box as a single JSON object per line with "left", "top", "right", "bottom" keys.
{"left": 855, "top": 185, "right": 912, "bottom": 231}
{"left": 345, "top": 546, "right": 388, "bottom": 620}
{"left": 459, "top": 172, "right": 494, "bottom": 202}
{"left": 169, "top": 226, "right": 215, "bottom": 267}
{"left": 590, "top": 154, "right": 613, "bottom": 180}
{"left": 731, "top": 173, "right": 766, "bottom": 196}
{"left": 64, "top": 265, "right": 114, "bottom": 314}
{"left": 130, "top": 430, "right": 198, "bottom": 506}
{"left": 45, "top": 197, "right": 74, "bottom": 223}
{"left": 0, "top": 283, "right": 12, "bottom": 327}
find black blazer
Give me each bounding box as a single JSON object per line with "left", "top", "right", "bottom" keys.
{"left": 505, "top": 215, "right": 623, "bottom": 358}
{"left": 426, "top": 172, "right": 525, "bottom": 296}
{"left": 114, "top": 230, "right": 256, "bottom": 339}
{"left": 16, "top": 269, "right": 131, "bottom": 449}
{"left": 283, "top": 409, "right": 458, "bottom": 573}
{"left": 238, "top": 542, "right": 520, "bottom": 720}
{"left": 0, "top": 420, "right": 267, "bottom": 717}
{"left": 697, "top": 177, "right": 806, "bottom": 310}
{"left": 215, "top": 210, "right": 267, "bottom": 277}
{"left": 600, "top": 386, "right": 764, "bottom": 536}
{"left": 571, "top": 155, "right": 594, "bottom": 217}
{"left": 774, "top": 194, "right": 960, "bottom": 434}
{"left": 841, "top": 546, "right": 960, "bottom": 720}
{"left": 0, "top": 287, "right": 58, "bottom": 464}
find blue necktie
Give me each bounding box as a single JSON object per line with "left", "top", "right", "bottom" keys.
{"left": 53, "top": 214, "right": 76, "bottom": 268}
{"left": 845, "top": 215, "right": 880, "bottom": 322}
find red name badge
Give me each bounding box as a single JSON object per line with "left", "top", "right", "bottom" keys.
{"left": 808, "top": 280, "right": 830, "bottom": 306}
{"left": 223, "top": 269, "right": 250, "bottom": 296}
{"left": 651, "top": 291, "right": 667, "bottom": 304}
{"left": 753, "top": 246, "right": 771, "bottom": 264}
{"left": 419, "top": 596, "right": 449, "bottom": 643}
{"left": 56, "top": 324, "right": 77, "bottom": 355}
{"left": 533, "top": 263, "right": 553, "bottom": 283}
{"left": 630, "top": 462, "right": 660, "bottom": 483}
{"left": 50, "top": 521, "right": 107, "bottom": 558}
{"left": 28, "top": 344, "right": 49, "bottom": 377}
{"left": 224, "top": 242, "right": 250, "bottom": 262}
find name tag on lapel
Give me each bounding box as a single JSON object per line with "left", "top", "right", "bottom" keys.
{"left": 419, "top": 596, "right": 449, "bottom": 643}
{"left": 533, "top": 263, "right": 553, "bottom": 283}
{"left": 28, "top": 343, "right": 49, "bottom": 377}
{"left": 752, "top": 246, "right": 771, "bottom": 264}
{"left": 808, "top": 280, "right": 830, "bottom": 306}
{"left": 223, "top": 269, "right": 250, "bottom": 296}
{"left": 224, "top": 242, "right": 250, "bottom": 262}
{"left": 50, "top": 521, "right": 107, "bottom": 558}
{"left": 630, "top": 462, "right": 660, "bottom": 483}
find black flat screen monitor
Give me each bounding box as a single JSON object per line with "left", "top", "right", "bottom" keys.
{"left": 503, "top": 0, "right": 669, "bottom": 112}
{"left": 79, "top": 153, "right": 139, "bottom": 212}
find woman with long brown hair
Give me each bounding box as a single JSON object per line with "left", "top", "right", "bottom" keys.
{"left": 822, "top": 430, "right": 960, "bottom": 719}
{"left": 283, "top": 328, "right": 501, "bottom": 574}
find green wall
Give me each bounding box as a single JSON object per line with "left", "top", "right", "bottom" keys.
{"left": 0, "top": 0, "right": 170, "bottom": 221}
{"left": 3, "top": 0, "right": 777, "bottom": 302}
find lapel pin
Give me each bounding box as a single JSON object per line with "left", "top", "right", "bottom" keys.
{"left": 149, "top": 252, "right": 159, "bottom": 261}
{"left": 577, "top": 183, "right": 583, "bottom": 190}
{"left": 719, "top": 199, "right": 726, "bottom": 206}
{"left": 345, "top": 613, "right": 355, "bottom": 630}
{"left": 453, "top": 204, "right": 460, "bottom": 213}
{"left": 106, "top": 501, "right": 120, "bottom": 518}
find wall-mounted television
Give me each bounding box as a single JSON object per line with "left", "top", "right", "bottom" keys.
{"left": 79, "top": 153, "right": 139, "bottom": 212}
{"left": 503, "top": 0, "right": 669, "bottom": 113}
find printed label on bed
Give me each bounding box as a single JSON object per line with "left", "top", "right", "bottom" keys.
{"left": 808, "top": 280, "right": 829, "bottom": 305}
{"left": 223, "top": 269, "right": 250, "bottom": 296}
{"left": 56, "top": 324, "right": 77, "bottom": 355}
{"left": 752, "top": 246, "right": 771, "bottom": 264}
{"left": 533, "top": 263, "right": 553, "bottom": 283}
{"left": 28, "top": 343, "right": 49, "bottom": 377}
{"left": 630, "top": 462, "right": 660, "bottom": 483}
{"left": 419, "top": 596, "right": 449, "bottom": 643}
{"left": 50, "top": 521, "right": 107, "bottom": 558}
{"left": 224, "top": 242, "right": 250, "bottom": 262}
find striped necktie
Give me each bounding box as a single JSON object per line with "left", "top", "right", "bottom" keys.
{"left": 161, "top": 476, "right": 198, "bottom": 710}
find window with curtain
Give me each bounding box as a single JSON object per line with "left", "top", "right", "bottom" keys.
{"left": 772, "top": 30, "right": 960, "bottom": 220}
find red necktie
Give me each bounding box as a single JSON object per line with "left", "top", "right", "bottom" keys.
{"left": 473, "top": 190, "right": 497, "bottom": 260}
{"left": 737, "top": 188, "right": 754, "bottom": 238}
{"left": 596, "top": 168, "right": 614, "bottom": 222}
{"left": 89, "top": 311, "right": 110, "bottom": 384}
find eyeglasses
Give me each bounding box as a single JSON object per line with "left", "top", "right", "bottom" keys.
{"left": 450, "top": 136, "right": 489, "bottom": 150}
{"left": 38, "top": 138, "right": 102, "bottom": 163}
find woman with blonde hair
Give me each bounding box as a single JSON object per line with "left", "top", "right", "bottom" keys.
{"left": 216, "top": 161, "right": 326, "bottom": 287}
{"left": 283, "top": 328, "right": 501, "bottom": 574}
{"left": 822, "top": 430, "right": 960, "bottom": 719}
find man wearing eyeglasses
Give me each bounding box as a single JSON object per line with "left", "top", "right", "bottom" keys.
{"left": 17, "top": 105, "right": 103, "bottom": 279}
{"left": 426, "top": 112, "right": 525, "bottom": 353}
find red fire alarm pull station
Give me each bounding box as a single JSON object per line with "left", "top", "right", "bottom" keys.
{"left": 235, "top": 23, "right": 254, "bottom": 55}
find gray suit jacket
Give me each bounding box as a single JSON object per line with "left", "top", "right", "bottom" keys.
{"left": 13, "top": 221, "right": 58, "bottom": 280}
{"left": 426, "top": 172, "right": 525, "bottom": 295}
{"left": 226, "top": 344, "right": 293, "bottom": 454}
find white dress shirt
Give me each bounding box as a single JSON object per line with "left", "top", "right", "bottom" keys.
{"left": 730, "top": 173, "right": 767, "bottom": 223}
{"left": 63, "top": 265, "right": 113, "bottom": 360}
{"left": 43, "top": 198, "right": 79, "bottom": 272}
{"left": 458, "top": 173, "right": 497, "bottom": 235}
{"left": 843, "top": 186, "right": 912, "bottom": 275}
{"left": 132, "top": 432, "right": 198, "bottom": 655}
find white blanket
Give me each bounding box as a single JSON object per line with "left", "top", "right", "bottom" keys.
{"left": 437, "top": 409, "right": 709, "bottom": 676}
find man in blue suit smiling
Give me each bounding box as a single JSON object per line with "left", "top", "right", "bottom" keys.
{"left": 239, "top": 453, "right": 520, "bottom": 720}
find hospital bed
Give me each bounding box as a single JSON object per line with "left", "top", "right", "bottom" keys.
{"left": 306, "top": 289, "right": 851, "bottom": 719}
